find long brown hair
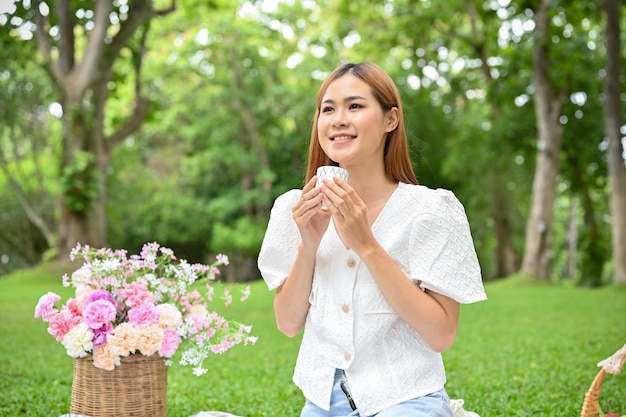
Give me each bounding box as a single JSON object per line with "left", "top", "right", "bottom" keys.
{"left": 304, "top": 62, "right": 418, "bottom": 185}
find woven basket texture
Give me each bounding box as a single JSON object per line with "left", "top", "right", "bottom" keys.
{"left": 580, "top": 343, "right": 626, "bottom": 417}
{"left": 71, "top": 354, "right": 167, "bottom": 417}
{"left": 580, "top": 369, "right": 606, "bottom": 417}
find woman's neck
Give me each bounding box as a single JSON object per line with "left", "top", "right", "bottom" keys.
{"left": 346, "top": 169, "right": 397, "bottom": 207}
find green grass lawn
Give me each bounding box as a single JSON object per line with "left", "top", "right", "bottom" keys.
{"left": 1, "top": 263, "right": 625, "bottom": 416}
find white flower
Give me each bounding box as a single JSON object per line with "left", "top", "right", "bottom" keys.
{"left": 62, "top": 322, "right": 94, "bottom": 358}
{"left": 71, "top": 266, "right": 92, "bottom": 285}
{"left": 157, "top": 303, "right": 183, "bottom": 328}
{"left": 189, "top": 304, "right": 208, "bottom": 316}
{"left": 193, "top": 367, "right": 207, "bottom": 376}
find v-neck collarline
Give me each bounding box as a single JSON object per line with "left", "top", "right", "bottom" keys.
{"left": 369, "top": 181, "right": 403, "bottom": 230}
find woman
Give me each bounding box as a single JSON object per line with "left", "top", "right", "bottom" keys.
{"left": 258, "top": 62, "right": 487, "bottom": 417}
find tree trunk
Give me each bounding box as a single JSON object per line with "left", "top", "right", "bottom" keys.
{"left": 564, "top": 150, "right": 606, "bottom": 286}
{"left": 490, "top": 179, "right": 519, "bottom": 278}
{"left": 565, "top": 196, "right": 578, "bottom": 280}
{"left": 32, "top": 0, "right": 164, "bottom": 259}
{"left": 57, "top": 99, "right": 109, "bottom": 257}
{"left": 520, "top": 0, "right": 568, "bottom": 279}
{"left": 464, "top": 1, "right": 519, "bottom": 279}
{"left": 602, "top": 0, "right": 626, "bottom": 286}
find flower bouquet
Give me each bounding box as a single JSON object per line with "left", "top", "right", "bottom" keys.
{"left": 35, "top": 242, "right": 257, "bottom": 416}
{"left": 35, "top": 242, "right": 257, "bottom": 375}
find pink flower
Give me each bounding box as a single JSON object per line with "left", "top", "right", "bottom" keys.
{"left": 128, "top": 302, "right": 159, "bottom": 327}
{"left": 47, "top": 308, "right": 82, "bottom": 342}
{"left": 244, "top": 336, "right": 258, "bottom": 346}
{"left": 65, "top": 298, "right": 82, "bottom": 317}
{"left": 209, "top": 268, "right": 220, "bottom": 280}
{"left": 240, "top": 285, "right": 251, "bottom": 302}
{"left": 159, "top": 246, "right": 175, "bottom": 260}
{"left": 118, "top": 281, "right": 153, "bottom": 308}
{"left": 34, "top": 292, "right": 61, "bottom": 322}
{"left": 205, "top": 284, "right": 214, "bottom": 301}
{"left": 211, "top": 343, "right": 229, "bottom": 354}
{"left": 188, "top": 309, "right": 211, "bottom": 332}
{"left": 83, "top": 299, "right": 117, "bottom": 329}
{"left": 223, "top": 289, "right": 232, "bottom": 307}
{"left": 216, "top": 254, "right": 229, "bottom": 265}
{"left": 159, "top": 329, "right": 182, "bottom": 357}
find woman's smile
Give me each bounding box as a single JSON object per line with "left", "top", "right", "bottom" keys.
{"left": 330, "top": 135, "right": 356, "bottom": 143}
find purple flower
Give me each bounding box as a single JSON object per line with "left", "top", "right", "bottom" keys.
{"left": 92, "top": 323, "right": 113, "bottom": 348}
{"left": 83, "top": 300, "right": 117, "bottom": 329}
{"left": 85, "top": 290, "right": 118, "bottom": 310}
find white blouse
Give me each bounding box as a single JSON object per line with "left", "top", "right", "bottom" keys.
{"left": 258, "top": 182, "right": 487, "bottom": 415}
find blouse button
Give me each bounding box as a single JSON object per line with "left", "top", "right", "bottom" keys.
{"left": 346, "top": 258, "right": 356, "bottom": 268}
{"left": 342, "top": 304, "right": 350, "bottom": 313}
{"left": 344, "top": 352, "right": 351, "bottom": 361}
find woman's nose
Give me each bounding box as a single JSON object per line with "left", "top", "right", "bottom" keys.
{"left": 331, "top": 108, "right": 348, "bottom": 127}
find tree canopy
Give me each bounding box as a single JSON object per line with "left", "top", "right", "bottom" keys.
{"left": 0, "top": 0, "right": 624, "bottom": 285}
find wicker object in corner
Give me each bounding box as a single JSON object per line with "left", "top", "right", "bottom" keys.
{"left": 580, "top": 343, "right": 626, "bottom": 417}
{"left": 70, "top": 354, "right": 167, "bottom": 417}
{"left": 580, "top": 368, "right": 607, "bottom": 417}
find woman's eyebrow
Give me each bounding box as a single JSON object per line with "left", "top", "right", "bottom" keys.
{"left": 321, "top": 95, "right": 368, "bottom": 105}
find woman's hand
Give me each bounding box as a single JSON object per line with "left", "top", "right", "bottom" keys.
{"left": 292, "top": 176, "right": 331, "bottom": 249}
{"left": 320, "top": 177, "right": 373, "bottom": 252}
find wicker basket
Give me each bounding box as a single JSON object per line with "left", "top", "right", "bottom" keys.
{"left": 580, "top": 368, "right": 607, "bottom": 417}
{"left": 580, "top": 343, "right": 626, "bottom": 417}
{"left": 71, "top": 354, "right": 167, "bottom": 417}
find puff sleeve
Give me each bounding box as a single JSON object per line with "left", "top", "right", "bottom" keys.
{"left": 257, "top": 189, "right": 302, "bottom": 291}
{"left": 408, "top": 189, "right": 487, "bottom": 303}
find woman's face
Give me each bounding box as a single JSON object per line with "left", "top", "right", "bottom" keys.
{"left": 317, "top": 74, "right": 397, "bottom": 170}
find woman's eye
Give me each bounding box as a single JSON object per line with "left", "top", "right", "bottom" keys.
{"left": 349, "top": 103, "right": 362, "bottom": 109}
{"left": 321, "top": 106, "right": 334, "bottom": 113}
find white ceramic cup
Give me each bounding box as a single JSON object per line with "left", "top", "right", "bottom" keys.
{"left": 316, "top": 166, "right": 348, "bottom": 208}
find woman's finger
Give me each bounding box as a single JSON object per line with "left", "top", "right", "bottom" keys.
{"left": 321, "top": 178, "right": 355, "bottom": 215}
{"left": 303, "top": 176, "right": 317, "bottom": 192}
{"left": 293, "top": 177, "right": 325, "bottom": 222}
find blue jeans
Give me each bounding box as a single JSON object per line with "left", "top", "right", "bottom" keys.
{"left": 300, "top": 369, "right": 454, "bottom": 417}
